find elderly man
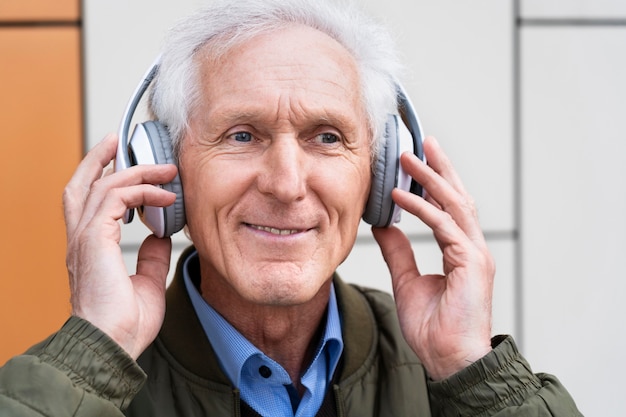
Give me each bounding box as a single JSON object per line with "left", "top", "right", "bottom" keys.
{"left": 0, "top": 0, "right": 581, "bottom": 416}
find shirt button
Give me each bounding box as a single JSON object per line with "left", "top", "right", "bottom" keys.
{"left": 258, "top": 365, "right": 272, "bottom": 378}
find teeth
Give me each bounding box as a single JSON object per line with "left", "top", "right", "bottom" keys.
{"left": 250, "top": 224, "right": 300, "bottom": 235}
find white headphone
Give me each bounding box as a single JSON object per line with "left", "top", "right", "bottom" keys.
{"left": 115, "top": 58, "right": 424, "bottom": 237}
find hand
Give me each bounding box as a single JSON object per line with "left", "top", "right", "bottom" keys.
{"left": 62, "top": 133, "right": 178, "bottom": 359}
{"left": 372, "top": 136, "right": 494, "bottom": 380}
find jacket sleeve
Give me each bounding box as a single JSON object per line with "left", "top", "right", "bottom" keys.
{"left": 0, "top": 316, "right": 146, "bottom": 416}
{"left": 427, "top": 335, "right": 583, "bottom": 417}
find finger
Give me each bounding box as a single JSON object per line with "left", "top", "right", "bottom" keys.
{"left": 422, "top": 136, "right": 467, "bottom": 196}
{"left": 392, "top": 186, "right": 494, "bottom": 283}
{"left": 95, "top": 162, "right": 178, "bottom": 191}
{"left": 392, "top": 187, "right": 471, "bottom": 250}
{"left": 80, "top": 183, "right": 177, "bottom": 235}
{"left": 420, "top": 138, "right": 483, "bottom": 242}
{"left": 77, "top": 164, "right": 178, "bottom": 229}
{"left": 63, "top": 134, "right": 119, "bottom": 234}
{"left": 399, "top": 151, "right": 484, "bottom": 245}
{"left": 372, "top": 226, "right": 421, "bottom": 289}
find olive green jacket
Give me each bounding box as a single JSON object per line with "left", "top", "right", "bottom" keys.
{"left": 0, "top": 248, "right": 582, "bottom": 416}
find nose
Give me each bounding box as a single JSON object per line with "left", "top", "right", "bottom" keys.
{"left": 257, "top": 136, "right": 307, "bottom": 203}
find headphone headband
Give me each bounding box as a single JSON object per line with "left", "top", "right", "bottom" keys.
{"left": 116, "top": 58, "right": 160, "bottom": 171}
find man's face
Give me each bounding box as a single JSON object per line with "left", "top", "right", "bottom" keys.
{"left": 179, "top": 25, "right": 371, "bottom": 306}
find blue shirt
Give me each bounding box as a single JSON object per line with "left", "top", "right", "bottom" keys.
{"left": 182, "top": 251, "right": 344, "bottom": 417}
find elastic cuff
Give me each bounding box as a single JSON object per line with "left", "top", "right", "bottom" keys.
{"left": 427, "top": 335, "right": 542, "bottom": 417}
{"left": 39, "top": 316, "right": 146, "bottom": 410}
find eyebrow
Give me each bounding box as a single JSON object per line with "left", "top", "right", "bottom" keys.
{"left": 206, "top": 105, "right": 360, "bottom": 133}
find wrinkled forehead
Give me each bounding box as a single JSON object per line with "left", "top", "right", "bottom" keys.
{"left": 191, "top": 25, "right": 366, "bottom": 128}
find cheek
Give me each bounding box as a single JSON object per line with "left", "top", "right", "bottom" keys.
{"left": 179, "top": 156, "right": 243, "bottom": 233}
{"left": 320, "top": 162, "right": 371, "bottom": 225}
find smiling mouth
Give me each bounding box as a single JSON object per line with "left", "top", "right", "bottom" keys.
{"left": 247, "top": 224, "right": 303, "bottom": 236}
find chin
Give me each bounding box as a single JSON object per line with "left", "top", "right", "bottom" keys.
{"left": 239, "top": 267, "right": 331, "bottom": 307}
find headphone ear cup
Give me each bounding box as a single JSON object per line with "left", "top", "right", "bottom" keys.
{"left": 129, "top": 120, "right": 186, "bottom": 237}
{"left": 362, "top": 115, "right": 400, "bottom": 227}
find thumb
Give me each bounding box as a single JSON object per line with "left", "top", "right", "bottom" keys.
{"left": 372, "top": 226, "right": 421, "bottom": 286}
{"left": 123, "top": 234, "right": 172, "bottom": 358}
{"left": 135, "top": 234, "right": 172, "bottom": 284}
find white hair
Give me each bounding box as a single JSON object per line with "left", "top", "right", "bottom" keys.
{"left": 149, "top": 0, "right": 403, "bottom": 159}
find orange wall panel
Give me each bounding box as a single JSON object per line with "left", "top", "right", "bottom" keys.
{"left": 0, "top": 0, "right": 79, "bottom": 21}
{"left": 0, "top": 27, "right": 82, "bottom": 363}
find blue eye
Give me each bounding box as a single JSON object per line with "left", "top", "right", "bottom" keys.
{"left": 232, "top": 132, "right": 252, "bottom": 142}
{"left": 316, "top": 133, "right": 339, "bottom": 144}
